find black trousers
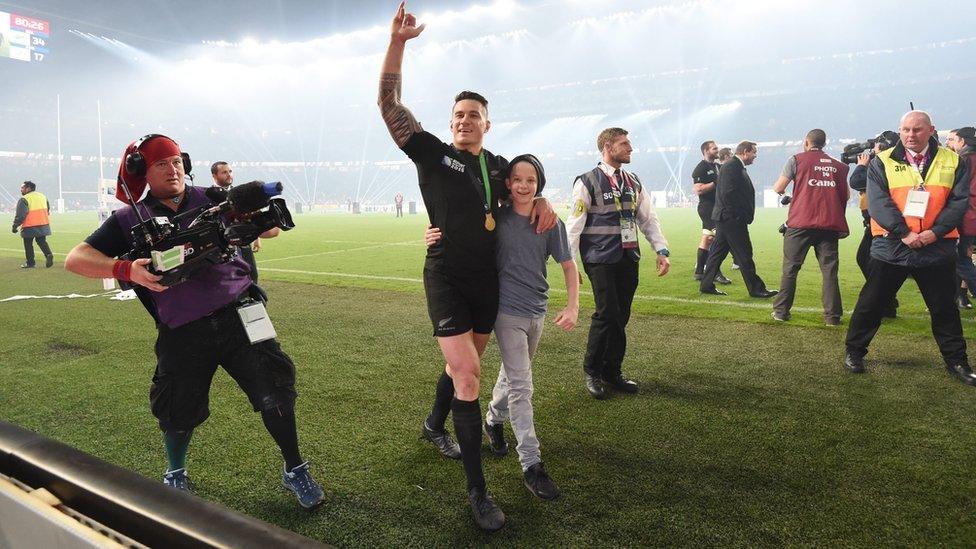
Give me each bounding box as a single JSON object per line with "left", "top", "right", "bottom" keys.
{"left": 583, "top": 258, "right": 639, "bottom": 380}
{"left": 700, "top": 219, "right": 767, "bottom": 295}
{"left": 855, "top": 225, "right": 872, "bottom": 280}
{"left": 23, "top": 236, "right": 52, "bottom": 266}
{"left": 845, "top": 259, "right": 966, "bottom": 364}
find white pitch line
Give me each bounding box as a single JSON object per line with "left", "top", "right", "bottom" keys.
{"left": 260, "top": 240, "right": 422, "bottom": 264}
{"left": 258, "top": 267, "right": 976, "bottom": 324}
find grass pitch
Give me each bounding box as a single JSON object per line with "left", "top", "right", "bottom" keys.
{"left": 1, "top": 208, "right": 974, "bottom": 547}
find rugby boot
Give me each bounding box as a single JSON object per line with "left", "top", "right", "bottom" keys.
{"left": 468, "top": 487, "right": 505, "bottom": 532}
{"left": 421, "top": 420, "right": 461, "bottom": 459}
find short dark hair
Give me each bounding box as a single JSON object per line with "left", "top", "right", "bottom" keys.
{"left": 700, "top": 140, "right": 716, "bottom": 154}
{"left": 718, "top": 147, "right": 732, "bottom": 160}
{"left": 735, "top": 141, "right": 757, "bottom": 155}
{"left": 805, "top": 129, "right": 827, "bottom": 149}
{"left": 210, "top": 161, "right": 228, "bottom": 175}
{"left": 597, "top": 128, "right": 629, "bottom": 152}
{"left": 453, "top": 91, "right": 488, "bottom": 114}
{"left": 22, "top": 181, "right": 36, "bottom": 192}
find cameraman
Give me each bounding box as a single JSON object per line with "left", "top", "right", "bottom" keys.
{"left": 849, "top": 132, "right": 898, "bottom": 317}
{"left": 770, "top": 129, "right": 849, "bottom": 324}
{"left": 64, "top": 135, "right": 326, "bottom": 508}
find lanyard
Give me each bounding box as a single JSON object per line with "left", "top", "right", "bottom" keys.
{"left": 478, "top": 152, "right": 491, "bottom": 213}
{"left": 606, "top": 169, "right": 636, "bottom": 214}
{"left": 904, "top": 150, "right": 927, "bottom": 190}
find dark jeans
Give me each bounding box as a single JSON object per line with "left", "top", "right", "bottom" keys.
{"left": 846, "top": 259, "right": 966, "bottom": 364}
{"left": 23, "top": 236, "right": 52, "bottom": 266}
{"left": 582, "top": 258, "right": 639, "bottom": 380}
{"left": 956, "top": 235, "right": 976, "bottom": 296}
{"left": 700, "top": 219, "right": 767, "bottom": 295}
{"left": 773, "top": 229, "right": 841, "bottom": 321}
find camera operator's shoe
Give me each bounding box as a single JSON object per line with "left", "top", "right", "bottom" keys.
{"left": 771, "top": 311, "right": 790, "bottom": 322}
{"left": 523, "top": 462, "right": 560, "bottom": 501}
{"left": 844, "top": 353, "right": 865, "bottom": 374}
{"left": 715, "top": 272, "right": 733, "bottom": 285}
{"left": 421, "top": 421, "right": 461, "bottom": 459}
{"left": 945, "top": 362, "right": 976, "bottom": 387}
{"left": 957, "top": 292, "right": 973, "bottom": 310}
{"left": 585, "top": 374, "right": 608, "bottom": 399}
{"left": 282, "top": 461, "right": 325, "bottom": 509}
{"left": 162, "top": 468, "right": 192, "bottom": 492}
{"left": 468, "top": 487, "right": 505, "bottom": 532}
{"left": 45, "top": 254, "right": 54, "bottom": 268}
{"left": 19, "top": 263, "right": 35, "bottom": 269}
{"left": 484, "top": 421, "right": 508, "bottom": 457}
{"left": 605, "top": 374, "right": 639, "bottom": 394}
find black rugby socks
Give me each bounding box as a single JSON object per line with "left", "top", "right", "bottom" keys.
{"left": 163, "top": 429, "right": 193, "bottom": 472}
{"left": 452, "top": 397, "right": 486, "bottom": 491}
{"left": 426, "top": 371, "right": 455, "bottom": 432}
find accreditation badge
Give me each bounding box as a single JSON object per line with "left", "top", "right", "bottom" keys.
{"left": 620, "top": 217, "right": 638, "bottom": 249}
{"left": 237, "top": 300, "right": 277, "bottom": 344}
{"left": 903, "top": 189, "right": 930, "bottom": 218}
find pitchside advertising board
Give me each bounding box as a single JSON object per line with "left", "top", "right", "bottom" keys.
{"left": 0, "top": 12, "right": 50, "bottom": 63}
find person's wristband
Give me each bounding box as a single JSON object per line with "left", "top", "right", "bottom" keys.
{"left": 656, "top": 248, "right": 670, "bottom": 257}
{"left": 113, "top": 259, "right": 133, "bottom": 282}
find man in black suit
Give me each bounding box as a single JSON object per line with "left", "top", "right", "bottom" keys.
{"left": 699, "top": 141, "right": 777, "bottom": 298}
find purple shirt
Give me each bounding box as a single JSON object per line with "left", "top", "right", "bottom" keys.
{"left": 112, "top": 186, "right": 252, "bottom": 328}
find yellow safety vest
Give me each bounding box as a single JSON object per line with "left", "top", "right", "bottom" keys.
{"left": 22, "top": 191, "right": 50, "bottom": 228}
{"left": 871, "top": 147, "right": 959, "bottom": 238}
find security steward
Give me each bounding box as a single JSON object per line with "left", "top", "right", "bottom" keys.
{"left": 378, "top": 2, "right": 557, "bottom": 532}
{"left": 566, "top": 127, "right": 670, "bottom": 400}
{"left": 770, "top": 129, "right": 850, "bottom": 324}
{"left": 844, "top": 111, "right": 976, "bottom": 386}
{"left": 12, "top": 180, "right": 54, "bottom": 268}
{"left": 64, "top": 134, "right": 327, "bottom": 508}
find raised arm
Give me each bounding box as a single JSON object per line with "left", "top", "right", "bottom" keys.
{"left": 378, "top": 2, "right": 426, "bottom": 148}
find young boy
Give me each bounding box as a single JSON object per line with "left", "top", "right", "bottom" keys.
{"left": 427, "top": 154, "right": 580, "bottom": 499}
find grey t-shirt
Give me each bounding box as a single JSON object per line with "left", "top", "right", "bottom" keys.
{"left": 496, "top": 204, "right": 572, "bottom": 318}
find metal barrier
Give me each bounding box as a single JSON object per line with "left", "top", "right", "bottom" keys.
{"left": 0, "top": 421, "right": 328, "bottom": 548}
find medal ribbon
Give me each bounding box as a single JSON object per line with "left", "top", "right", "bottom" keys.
{"left": 606, "top": 169, "right": 636, "bottom": 215}
{"left": 478, "top": 152, "right": 491, "bottom": 214}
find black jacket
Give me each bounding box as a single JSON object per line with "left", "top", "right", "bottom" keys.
{"left": 712, "top": 156, "right": 755, "bottom": 224}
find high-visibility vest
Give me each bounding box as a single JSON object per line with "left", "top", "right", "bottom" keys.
{"left": 22, "top": 191, "right": 50, "bottom": 228}
{"left": 871, "top": 147, "right": 960, "bottom": 238}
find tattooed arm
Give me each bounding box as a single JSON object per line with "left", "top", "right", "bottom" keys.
{"left": 378, "top": 2, "right": 425, "bottom": 148}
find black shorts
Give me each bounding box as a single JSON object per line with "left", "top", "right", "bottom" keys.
{"left": 697, "top": 201, "right": 716, "bottom": 232}
{"left": 149, "top": 303, "right": 297, "bottom": 431}
{"left": 423, "top": 267, "right": 499, "bottom": 337}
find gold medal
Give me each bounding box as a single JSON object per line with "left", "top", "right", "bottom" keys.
{"left": 485, "top": 212, "right": 496, "bottom": 231}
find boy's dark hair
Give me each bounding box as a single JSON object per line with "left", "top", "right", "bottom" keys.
{"left": 454, "top": 91, "right": 488, "bottom": 114}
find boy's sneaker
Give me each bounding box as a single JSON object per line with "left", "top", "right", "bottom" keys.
{"left": 523, "top": 462, "right": 560, "bottom": 501}
{"left": 484, "top": 421, "right": 508, "bottom": 456}
{"left": 468, "top": 487, "right": 505, "bottom": 532}
{"left": 162, "top": 468, "right": 192, "bottom": 492}
{"left": 282, "top": 461, "right": 325, "bottom": 509}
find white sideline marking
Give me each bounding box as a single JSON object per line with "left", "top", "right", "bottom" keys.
{"left": 1, "top": 290, "right": 119, "bottom": 303}
{"left": 257, "top": 267, "right": 975, "bottom": 323}
{"left": 260, "top": 240, "right": 421, "bottom": 264}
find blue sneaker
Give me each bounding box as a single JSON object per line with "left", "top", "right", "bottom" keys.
{"left": 162, "top": 468, "right": 192, "bottom": 492}
{"left": 282, "top": 462, "right": 325, "bottom": 509}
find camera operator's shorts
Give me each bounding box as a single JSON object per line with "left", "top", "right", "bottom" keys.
{"left": 697, "top": 201, "right": 716, "bottom": 232}
{"left": 423, "top": 267, "right": 499, "bottom": 337}
{"left": 149, "top": 301, "right": 297, "bottom": 431}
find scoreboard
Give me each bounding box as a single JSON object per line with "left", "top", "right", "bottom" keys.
{"left": 0, "top": 12, "right": 50, "bottom": 63}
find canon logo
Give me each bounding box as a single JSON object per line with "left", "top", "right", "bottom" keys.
{"left": 14, "top": 17, "right": 46, "bottom": 32}
{"left": 807, "top": 179, "right": 837, "bottom": 188}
